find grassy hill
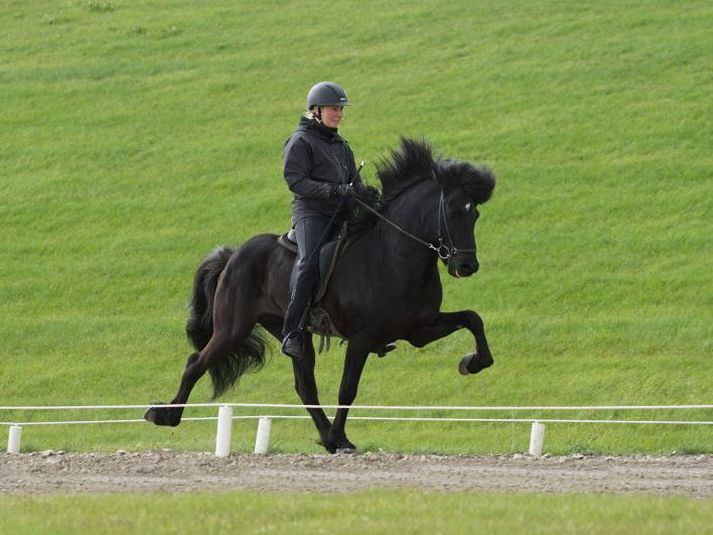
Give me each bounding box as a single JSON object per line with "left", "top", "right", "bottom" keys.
{"left": 1, "top": 0, "right": 711, "bottom": 454}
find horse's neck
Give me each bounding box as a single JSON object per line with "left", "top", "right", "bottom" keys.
{"left": 331, "top": 185, "right": 441, "bottom": 305}
{"left": 374, "top": 182, "right": 440, "bottom": 280}
{"left": 381, "top": 181, "right": 438, "bottom": 241}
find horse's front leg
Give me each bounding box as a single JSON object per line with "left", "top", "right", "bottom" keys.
{"left": 290, "top": 336, "right": 335, "bottom": 452}
{"left": 406, "top": 310, "right": 493, "bottom": 375}
{"left": 260, "top": 321, "right": 335, "bottom": 452}
{"left": 328, "top": 340, "right": 370, "bottom": 453}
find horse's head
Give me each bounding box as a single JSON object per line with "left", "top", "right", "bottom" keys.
{"left": 376, "top": 139, "right": 496, "bottom": 278}
{"left": 433, "top": 156, "right": 495, "bottom": 278}
{"left": 438, "top": 186, "right": 482, "bottom": 278}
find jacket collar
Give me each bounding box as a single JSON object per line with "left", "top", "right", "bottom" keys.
{"left": 298, "top": 116, "right": 344, "bottom": 143}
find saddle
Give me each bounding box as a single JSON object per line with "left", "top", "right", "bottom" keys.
{"left": 277, "top": 224, "right": 351, "bottom": 352}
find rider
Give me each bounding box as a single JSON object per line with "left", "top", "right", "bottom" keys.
{"left": 281, "top": 81, "right": 370, "bottom": 360}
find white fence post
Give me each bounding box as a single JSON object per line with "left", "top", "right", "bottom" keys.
{"left": 214, "top": 405, "right": 233, "bottom": 457}
{"left": 529, "top": 421, "right": 546, "bottom": 456}
{"left": 254, "top": 417, "right": 272, "bottom": 454}
{"left": 7, "top": 425, "right": 22, "bottom": 454}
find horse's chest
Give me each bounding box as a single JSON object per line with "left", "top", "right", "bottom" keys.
{"left": 373, "top": 281, "right": 442, "bottom": 325}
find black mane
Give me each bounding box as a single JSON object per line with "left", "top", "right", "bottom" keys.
{"left": 349, "top": 138, "right": 496, "bottom": 235}
{"left": 376, "top": 138, "right": 496, "bottom": 208}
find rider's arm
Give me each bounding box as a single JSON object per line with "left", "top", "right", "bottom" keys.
{"left": 283, "top": 137, "right": 334, "bottom": 199}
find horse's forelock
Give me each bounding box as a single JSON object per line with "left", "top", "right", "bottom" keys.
{"left": 435, "top": 159, "right": 496, "bottom": 205}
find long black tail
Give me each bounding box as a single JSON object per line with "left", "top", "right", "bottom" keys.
{"left": 186, "top": 246, "right": 234, "bottom": 351}
{"left": 185, "top": 246, "right": 267, "bottom": 399}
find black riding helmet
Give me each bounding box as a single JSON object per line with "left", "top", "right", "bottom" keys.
{"left": 307, "top": 81, "right": 350, "bottom": 110}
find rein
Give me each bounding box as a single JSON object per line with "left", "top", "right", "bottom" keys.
{"left": 351, "top": 191, "right": 474, "bottom": 261}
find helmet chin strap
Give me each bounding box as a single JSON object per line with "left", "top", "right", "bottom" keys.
{"left": 313, "top": 106, "right": 322, "bottom": 122}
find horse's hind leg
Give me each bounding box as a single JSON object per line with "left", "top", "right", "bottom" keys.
{"left": 145, "top": 333, "right": 229, "bottom": 426}
{"left": 146, "top": 292, "right": 260, "bottom": 427}
{"left": 145, "top": 351, "right": 201, "bottom": 426}
{"left": 145, "top": 329, "right": 249, "bottom": 426}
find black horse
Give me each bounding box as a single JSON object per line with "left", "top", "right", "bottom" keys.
{"left": 145, "top": 138, "right": 496, "bottom": 453}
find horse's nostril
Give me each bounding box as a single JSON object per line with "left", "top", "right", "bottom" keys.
{"left": 458, "top": 264, "right": 475, "bottom": 276}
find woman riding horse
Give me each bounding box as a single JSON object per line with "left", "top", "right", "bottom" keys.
{"left": 281, "top": 81, "right": 371, "bottom": 360}
{"left": 145, "top": 135, "right": 496, "bottom": 453}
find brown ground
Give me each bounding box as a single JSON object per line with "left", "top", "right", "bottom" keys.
{"left": 2, "top": 451, "right": 712, "bottom": 496}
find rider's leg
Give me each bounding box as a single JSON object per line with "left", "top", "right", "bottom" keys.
{"left": 282, "top": 215, "right": 336, "bottom": 359}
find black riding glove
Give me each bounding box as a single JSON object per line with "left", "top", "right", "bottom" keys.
{"left": 353, "top": 182, "right": 372, "bottom": 200}
{"left": 332, "top": 183, "right": 355, "bottom": 198}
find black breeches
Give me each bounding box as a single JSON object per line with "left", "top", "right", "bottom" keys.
{"left": 283, "top": 215, "right": 340, "bottom": 337}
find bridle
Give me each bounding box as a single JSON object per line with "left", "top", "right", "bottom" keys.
{"left": 436, "top": 189, "right": 477, "bottom": 260}
{"left": 351, "top": 189, "right": 475, "bottom": 262}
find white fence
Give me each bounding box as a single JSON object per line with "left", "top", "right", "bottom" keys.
{"left": 2, "top": 403, "right": 712, "bottom": 457}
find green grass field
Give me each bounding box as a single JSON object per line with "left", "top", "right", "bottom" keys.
{"left": 2, "top": 490, "right": 713, "bottom": 535}
{"left": 2, "top": 0, "right": 712, "bottom": 460}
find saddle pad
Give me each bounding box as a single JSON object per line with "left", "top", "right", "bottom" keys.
{"left": 277, "top": 222, "right": 350, "bottom": 320}
{"left": 276, "top": 233, "right": 298, "bottom": 254}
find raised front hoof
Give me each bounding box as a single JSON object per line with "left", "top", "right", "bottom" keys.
{"left": 458, "top": 353, "right": 494, "bottom": 376}
{"left": 144, "top": 403, "right": 181, "bottom": 427}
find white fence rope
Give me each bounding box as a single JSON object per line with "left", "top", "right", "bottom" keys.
{"left": 2, "top": 403, "right": 712, "bottom": 411}
{"left": 3, "top": 416, "right": 712, "bottom": 427}
{"left": 2, "top": 403, "right": 711, "bottom": 456}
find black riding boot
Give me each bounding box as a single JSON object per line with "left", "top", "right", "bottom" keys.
{"left": 282, "top": 216, "right": 338, "bottom": 360}
{"left": 281, "top": 331, "right": 305, "bottom": 360}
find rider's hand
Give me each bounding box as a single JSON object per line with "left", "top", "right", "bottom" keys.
{"left": 353, "top": 182, "right": 372, "bottom": 200}
{"left": 332, "top": 183, "right": 355, "bottom": 198}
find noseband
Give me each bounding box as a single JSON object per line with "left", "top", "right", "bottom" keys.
{"left": 434, "top": 190, "right": 475, "bottom": 261}
{"left": 351, "top": 190, "right": 475, "bottom": 261}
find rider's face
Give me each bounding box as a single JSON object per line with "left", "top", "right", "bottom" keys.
{"left": 319, "top": 106, "right": 344, "bottom": 128}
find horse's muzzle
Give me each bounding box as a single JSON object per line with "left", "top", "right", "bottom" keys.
{"left": 450, "top": 259, "right": 479, "bottom": 278}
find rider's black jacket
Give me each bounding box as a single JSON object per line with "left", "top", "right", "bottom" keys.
{"left": 283, "top": 116, "right": 359, "bottom": 221}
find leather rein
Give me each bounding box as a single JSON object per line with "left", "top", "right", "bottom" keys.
{"left": 351, "top": 189, "right": 475, "bottom": 261}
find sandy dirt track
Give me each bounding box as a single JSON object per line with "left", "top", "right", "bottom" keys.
{"left": 1, "top": 452, "right": 712, "bottom": 496}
